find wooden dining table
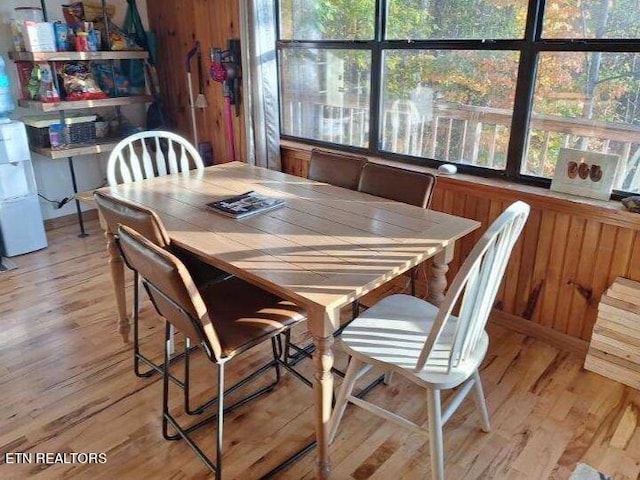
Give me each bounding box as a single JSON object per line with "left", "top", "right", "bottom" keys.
{"left": 96, "top": 161, "right": 480, "bottom": 478}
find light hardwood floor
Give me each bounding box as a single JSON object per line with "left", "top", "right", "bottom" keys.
{"left": 0, "top": 219, "right": 639, "bottom": 480}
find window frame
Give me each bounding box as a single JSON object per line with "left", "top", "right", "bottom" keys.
{"left": 275, "top": 0, "right": 640, "bottom": 198}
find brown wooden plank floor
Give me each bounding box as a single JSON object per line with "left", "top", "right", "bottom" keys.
{"left": 1, "top": 219, "right": 639, "bottom": 479}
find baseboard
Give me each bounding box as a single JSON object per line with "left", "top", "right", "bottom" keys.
{"left": 44, "top": 209, "right": 99, "bottom": 231}
{"left": 489, "top": 309, "right": 589, "bottom": 358}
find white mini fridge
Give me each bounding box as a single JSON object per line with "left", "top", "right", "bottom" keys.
{"left": 0, "top": 120, "right": 47, "bottom": 256}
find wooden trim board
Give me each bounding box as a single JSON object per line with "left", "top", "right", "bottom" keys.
{"left": 489, "top": 309, "right": 589, "bottom": 357}
{"left": 44, "top": 209, "right": 98, "bottom": 231}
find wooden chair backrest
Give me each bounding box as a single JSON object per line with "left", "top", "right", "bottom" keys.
{"left": 308, "top": 148, "right": 368, "bottom": 190}
{"left": 94, "top": 190, "right": 170, "bottom": 247}
{"left": 117, "top": 225, "right": 223, "bottom": 361}
{"left": 106, "top": 131, "right": 204, "bottom": 186}
{"left": 358, "top": 163, "right": 437, "bottom": 208}
{"left": 416, "top": 201, "right": 530, "bottom": 373}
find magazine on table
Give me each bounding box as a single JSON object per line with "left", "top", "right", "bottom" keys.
{"left": 206, "top": 191, "right": 285, "bottom": 219}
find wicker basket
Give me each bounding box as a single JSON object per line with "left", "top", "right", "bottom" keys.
{"left": 24, "top": 114, "right": 97, "bottom": 149}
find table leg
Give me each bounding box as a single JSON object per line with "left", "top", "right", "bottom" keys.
{"left": 106, "top": 230, "right": 130, "bottom": 342}
{"left": 428, "top": 243, "right": 455, "bottom": 307}
{"left": 310, "top": 308, "right": 338, "bottom": 479}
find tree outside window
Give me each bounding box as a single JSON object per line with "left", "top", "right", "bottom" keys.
{"left": 277, "top": 0, "right": 640, "bottom": 195}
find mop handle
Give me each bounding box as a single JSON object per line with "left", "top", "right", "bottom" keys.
{"left": 186, "top": 41, "right": 200, "bottom": 72}
{"left": 188, "top": 76, "right": 198, "bottom": 145}
{"left": 186, "top": 41, "right": 200, "bottom": 146}
{"left": 224, "top": 96, "right": 236, "bottom": 162}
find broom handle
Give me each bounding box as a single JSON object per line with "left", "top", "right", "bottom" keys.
{"left": 225, "top": 96, "right": 236, "bottom": 162}
{"left": 187, "top": 72, "right": 198, "bottom": 145}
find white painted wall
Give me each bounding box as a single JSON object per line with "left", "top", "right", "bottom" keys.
{"left": 0, "top": 0, "right": 148, "bottom": 220}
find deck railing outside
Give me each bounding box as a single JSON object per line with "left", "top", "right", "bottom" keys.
{"left": 283, "top": 98, "right": 640, "bottom": 192}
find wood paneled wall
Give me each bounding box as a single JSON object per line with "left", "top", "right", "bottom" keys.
{"left": 282, "top": 145, "right": 640, "bottom": 342}
{"left": 148, "top": 0, "right": 245, "bottom": 164}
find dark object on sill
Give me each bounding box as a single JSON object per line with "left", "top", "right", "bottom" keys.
{"left": 622, "top": 196, "right": 640, "bottom": 213}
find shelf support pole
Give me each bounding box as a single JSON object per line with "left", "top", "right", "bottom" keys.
{"left": 67, "top": 156, "right": 88, "bottom": 237}
{"left": 40, "top": 0, "right": 49, "bottom": 22}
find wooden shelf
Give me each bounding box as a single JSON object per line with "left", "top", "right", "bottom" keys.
{"left": 32, "top": 138, "right": 124, "bottom": 159}
{"left": 18, "top": 96, "right": 153, "bottom": 112}
{"left": 9, "top": 51, "right": 149, "bottom": 62}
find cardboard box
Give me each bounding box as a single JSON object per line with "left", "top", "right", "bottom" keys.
{"left": 21, "top": 21, "right": 56, "bottom": 52}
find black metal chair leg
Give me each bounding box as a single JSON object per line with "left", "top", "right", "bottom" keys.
{"left": 159, "top": 342, "right": 287, "bottom": 475}
{"left": 134, "top": 275, "right": 202, "bottom": 409}
{"left": 162, "top": 322, "right": 173, "bottom": 441}
{"left": 133, "top": 271, "right": 155, "bottom": 378}
{"left": 216, "top": 363, "right": 224, "bottom": 480}
{"left": 184, "top": 337, "right": 209, "bottom": 416}
{"left": 271, "top": 337, "right": 282, "bottom": 382}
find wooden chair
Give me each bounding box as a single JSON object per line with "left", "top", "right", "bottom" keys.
{"left": 329, "top": 201, "right": 530, "bottom": 480}
{"left": 308, "top": 148, "right": 368, "bottom": 190}
{"left": 116, "top": 225, "right": 307, "bottom": 479}
{"left": 106, "top": 130, "right": 204, "bottom": 186}
{"left": 358, "top": 162, "right": 437, "bottom": 298}
{"left": 94, "top": 191, "right": 229, "bottom": 381}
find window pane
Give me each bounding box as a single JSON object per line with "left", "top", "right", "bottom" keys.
{"left": 279, "top": 0, "right": 375, "bottom": 40}
{"left": 543, "top": 0, "right": 640, "bottom": 39}
{"left": 523, "top": 52, "right": 640, "bottom": 193}
{"left": 279, "top": 49, "right": 371, "bottom": 148}
{"left": 386, "top": 0, "right": 527, "bottom": 40}
{"left": 380, "top": 50, "right": 518, "bottom": 169}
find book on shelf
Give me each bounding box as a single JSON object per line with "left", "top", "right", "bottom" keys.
{"left": 206, "top": 191, "right": 285, "bottom": 219}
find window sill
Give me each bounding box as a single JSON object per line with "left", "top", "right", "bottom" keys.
{"left": 280, "top": 139, "right": 640, "bottom": 229}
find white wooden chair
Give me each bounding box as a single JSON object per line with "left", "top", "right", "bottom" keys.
{"left": 106, "top": 130, "right": 204, "bottom": 186}
{"left": 329, "top": 201, "right": 530, "bottom": 480}
{"left": 106, "top": 131, "right": 206, "bottom": 356}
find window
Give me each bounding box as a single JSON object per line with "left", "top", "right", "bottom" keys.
{"left": 277, "top": 0, "right": 640, "bottom": 196}
{"left": 380, "top": 49, "right": 519, "bottom": 169}
{"left": 280, "top": 49, "right": 371, "bottom": 148}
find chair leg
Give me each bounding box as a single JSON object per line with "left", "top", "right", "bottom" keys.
{"left": 426, "top": 388, "right": 444, "bottom": 480}
{"left": 410, "top": 267, "right": 416, "bottom": 296}
{"left": 472, "top": 370, "right": 491, "bottom": 432}
{"left": 130, "top": 262, "right": 214, "bottom": 381}
{"left": 183, "top": 336, "right": 206, "bottom": 416}
{"left": 162, "top": 322, "right": 173, "bottom": 440}
{"left": 158, "top": 326, "right": 283, "bottom": 476}
{"left": 329, "top": 356, "right": 363, "bottom": 443}
{"left": 134, "top": 271, "right": 181, "bottom": 379}
{"left": 168, "top": 324, "right": 176, "bottom": 356}
{"left": 352, "top": 300, "right": 360, "bottom": 319}
{"left": 133, "top": 271, "right": 154, "bottom": 378}
{"left": 216, "top": 363, "right": 225, "bottom": 480}
{"left": 271, "top": 336, "right": 282, "bottom": 382}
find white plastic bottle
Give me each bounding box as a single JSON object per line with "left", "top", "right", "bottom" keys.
{"left": 0, "top": 56, "right": 16, "bottom": 122}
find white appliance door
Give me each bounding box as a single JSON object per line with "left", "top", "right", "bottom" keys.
{"left": 0, "top": 162, "right": 31, "bottom": 200}
{"left": 0, "top": 121, "right": 30, "bottom": 163}
{"left": 0, "top": 194, "right": 48, "bottom": 256}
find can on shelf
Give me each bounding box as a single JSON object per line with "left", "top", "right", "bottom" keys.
{"left": 75, "top": 32, "right": 89, "bottom": 52}
{"left": 53, "top": 22, "right": 69, "bottom": 51}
